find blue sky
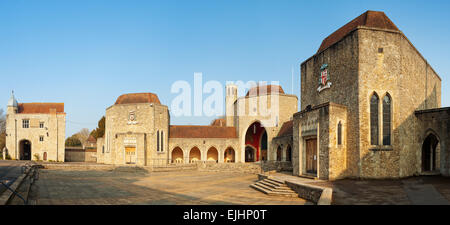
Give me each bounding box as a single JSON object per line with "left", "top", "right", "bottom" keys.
{"left": 1, "top": 0, "right": 449, "bottom": 136}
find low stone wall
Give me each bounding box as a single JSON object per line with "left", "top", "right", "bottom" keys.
{"left": 42, "top": 162, "right": 115, "bottom": 171}
{"left": 65, "top": 148, "right": 97, "bottom": 163}
{"left": 261, "top": 161, "right": 293, "bottom": 172}
{"left": 258, "top": 174, "right": 332, "bottom": 205}
{"left": 198, "top": 162, "right": 262, "bottom": 174}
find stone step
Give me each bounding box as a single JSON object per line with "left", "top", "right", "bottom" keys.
{"left": 250, "top": 183, "right": 273, "bottom": 195}
{"left": 259, "top": 180, "right": 282, "bottom": 189}
{"left": 251, "top": 179, "right": 298, "bottom": 198}
{"left": 266, "top": 178, "right": 285, "bottom": 185}
{"left": 268, "top": 191, "right": 298, "bottom": 197}
{"left": 298, "top": 174, "right": 318, "bottom": 180}
{"left": 254, "top": 181, "right": 276, "bottom": 191}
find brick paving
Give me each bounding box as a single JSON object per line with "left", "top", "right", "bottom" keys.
{"left": 34, "top": 169, "right": 311, "bottom": 205}
{"left": 273, "top": 174, "right": 450, "bottom": 205}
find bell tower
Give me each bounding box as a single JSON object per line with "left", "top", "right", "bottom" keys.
{"left": 225, "top": 84, "right": 237, "bottom": 127}
{"left": 7, "top": 91, "right": 18, "bottom": 115}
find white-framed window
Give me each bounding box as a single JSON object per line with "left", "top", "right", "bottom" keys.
{"left": 39, "top": 122, "right": 44, "bottom": 128}
{"left": 23, "top": 119, "right": 29, "bottom": 128}
{"left": 39, "top": 136, "right": 44, "bottom": 142}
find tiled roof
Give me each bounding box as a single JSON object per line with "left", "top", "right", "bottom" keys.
{"left": 115, "top": 93, "right": 161, "bottom": 105}
{"left": 17, "top": 103, "right": 64, "bottom": 114}
{"left": 169, "top": 125, "right": 237, "bottom": 139}
{"left": 210, "top": 118, "right": 226, "bottom": 127}
{"left": 246, "top": 85, "right": 285, "bottom": 97}
{"left": 317, "top": 10, "right": 399, "bottom": 53}
{"left": 276, "top": 120, "right": 293, "bottom": 137}
{"left": 87, "top": 135, "right": 97, "bottom": 143}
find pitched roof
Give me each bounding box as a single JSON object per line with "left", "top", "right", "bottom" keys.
{"left": 276, "top": 120, "right": 293, "bottom": 137}
{"left": 169, "top": 125, "right": 237, "bottom": 139}
{"left": 87, "top": 135, "right": 97, "bottom": 143}
{"left": 246, "top": 85, "right": 285, "bottom": 97}
{"left": 210, "top": 118, "right": 226, "bottom": 127}
{"left": 17, "top": 103, "right": 64, "bottom": 114}
{"left": 115, "top": 93, "right": 161, "bottom": 105}
{"left": 317, "top": 10, "right": 399, "bottom": 53}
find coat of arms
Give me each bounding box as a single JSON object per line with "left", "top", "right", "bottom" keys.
{"left": 128, "top": 111, "right": 138, "bottom": 125}
{"left": 317, "top": 64, "right": 332, "bottom": 92}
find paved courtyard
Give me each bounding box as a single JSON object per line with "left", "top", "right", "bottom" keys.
{"left": 33, "top": 169, "right": 311, "bottom": 205}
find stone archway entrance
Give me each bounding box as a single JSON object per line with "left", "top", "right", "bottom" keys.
{"left": 207, "top": 147, "right": 218, "bottom": 162}
{"left": 224, "top": 147, "right": 235, "bottom": 163}
{"left": 422, "top": 134, "right": 439, "bottom": 172}
{"left": 171, "top": 147, "right": 184, "bottom": 164}
{"left": 245, "top": 146, "right": 256, "bottom": 162}
{"left": 245, "top": 121, "right": 267, "bottom": 162}
{"left": 19, "top": 140, "right": 32, "bottom": 160}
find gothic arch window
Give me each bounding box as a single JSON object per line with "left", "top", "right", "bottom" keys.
{"left": 370, "top": 93, "right": 379, "bottom": 145}
{"left": 383, "top": 94, "right": 392, "bottom": 145}
{"left": 337, "top": 121, "right": 342, "bottom": 145}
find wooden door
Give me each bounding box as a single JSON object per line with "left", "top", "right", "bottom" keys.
{"left": 306, "top": 139, "right": 317, "bottom": 174}
{"left": 125, "top": 147, "right": 136, "bottom": 164}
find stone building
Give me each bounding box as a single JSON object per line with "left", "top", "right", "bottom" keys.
{"left": 5, "top": 92, "right": 66, "bottom": 162}
{"left": 292, "top": 10, "right": 449, "bottom": 180}
{"left": 97, "top": 84, "right": 298, "bottom": 166}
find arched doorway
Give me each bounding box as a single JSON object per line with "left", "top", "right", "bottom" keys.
{"left": 171, "top": 147, "right": 184, "bottom": 164}
{"left": 286, "top": 145, "right": 292, "bottom": 162}
{"left": 276, "top": 146, "right": 282, "bottom": 161}
{"left": 189, "top": 147, "right": 201, "bottom": 163}
{"left": 422, "top": 133, "right": 439, "bottom": 172}
{"left": 19, "top": 140, "right": 31, "bottom": 160}
{"left": 43, "top": 152, "right": 47, "bottom": 161}
{"left": 224, "top": 147, "right": 235, "bottom": 163}
{"left": 261, "top": 131, "right": 268, "bottom": 161}
{"left": 245, "top": 121, "right": 267, "bottom": 162}
{"left": 207, "top": 147, "right": 218, "bottom": 162}
{"left": 245, "top": 146, "right": 256, "bottom": 162}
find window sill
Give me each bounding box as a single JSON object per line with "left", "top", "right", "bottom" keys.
{"left": 369, "top": 146, "right": 393, "bottom": 152}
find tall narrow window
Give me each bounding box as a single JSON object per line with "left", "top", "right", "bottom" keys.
{"left": 370, "top": 93, "right": 379, "bottom": 145}
{"left": 383, "top": 94, "right": 391, "bottom": 145}
{"left": 157, "top": 131, "right": 160, "bottom": 152}
{"left": 160, "top": 131, "right": 164, "bottom": 152}
{"left": 337, "top": 121, "right": 342, "bottom": 145}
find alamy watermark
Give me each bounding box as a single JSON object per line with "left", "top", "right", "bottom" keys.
{"left": 170, "top": 73, "right": 281, "bottom": 127}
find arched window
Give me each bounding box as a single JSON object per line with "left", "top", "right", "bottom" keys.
{"left": 157, "top": 131, "right": 160, "bottom": 152}
{"left": 370, "top": 93, "right": 379, "bottom": 145}
{"left": 337, "top": 121, "right": 342, "bottom": 145}
{"left": 383, "top": 94, "right": 391, "bottom": 145}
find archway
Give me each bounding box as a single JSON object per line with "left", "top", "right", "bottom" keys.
{"left": 245, "top": 121, "right": 267, "bottom": 162}
{"left": 189, "top": 147, "right": 201, "bottom": 163}
{"left": 276, "top": 146, "right": 282, "bottom": 161}
{"left": 422, "top": 133, "right": 439, "bottom": 172}
{"left": 207, "top": 147, "right": 218, "bottom": 162}
{"left": 245, "top": 146, "right": 256, "bottom": 162}
{"left": 171, "top": 147, "right": 184, "bottom": 164}
{"left": 19, "top": 140, "right": 31, "bottom": 160}
{"left": 43, "top": 152, "right": 47, "bottom": 161}
{"left": 224, "top": 147, "right": 235, "bottom": 163}
{"left": 286, "top": 145, "right": 292, "bottom": 162}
